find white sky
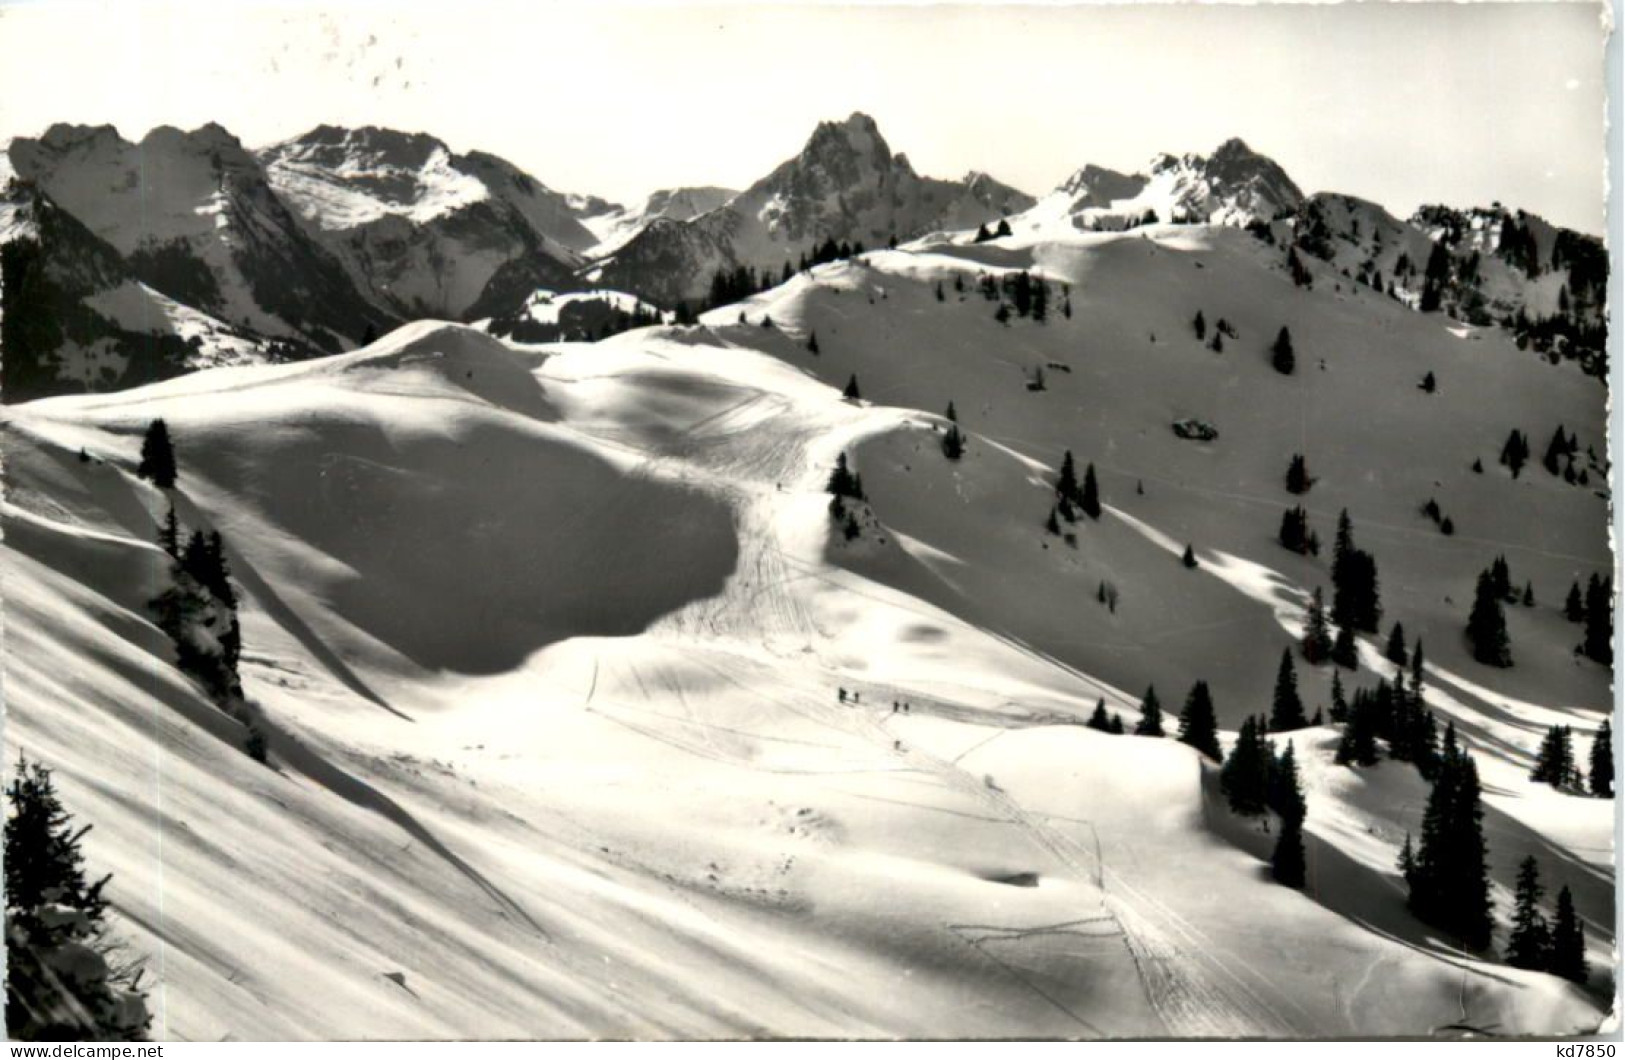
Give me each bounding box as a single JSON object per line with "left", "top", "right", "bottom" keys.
{"left": 0, "top": 1, "right": 1607, "bottom": 233}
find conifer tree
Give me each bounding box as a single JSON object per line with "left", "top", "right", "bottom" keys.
{"left": 1272, "top": 819, "right": 1307, "bottom": 889}
{"left": 1270, "top": 649, "right": 1307, "bottom": 731}
{"left": 1329, "top": 670, "right": 1349, "bottom": 723}
{"left": 1466, "top": 568, "right": 1513, "bottom": 668}
{"left": 1301, "top": 587, "right": 1333, "bottom": 664}
{"left": 1269, "top": 741, "right": 1308, "bottom": 827}
{"left": 842, "top": 374, "right": 861, "bottom": 400}
{"left": 1421, "top": 371, "right": 1437, "bottom": 393}
{"left": 1193, "top": 310, "right": 1206, "bottom": 341}
{"left": 1590, "top": 719, "right": 1614, "bottom": 798}
{"left": 1499, "top": 429, "right": 1529, "bottom": 478}
{"left": 1220, "top": 716, "right": 1272, "bottom": 815}
{"left": 157, "top": 505, "right": 180, "bottom": 560}
{"left": 136, "top": 419, "right": 177, "bottom": 489}
{"left": 1331, "top": 625, "right": 1359, "bottom": 669}
{"left": 826, "top": 453, "right": 863, "bottom": 499}
{"left": 1285, "top": 454, "right": 1310, "bottom": 494}
{"left": 1135, "top": 686, "right": 1165, "bottom": 737}
{"left": 1045, "top": 506, "right": 1061, "bottom": 536}
{"left": 1178, "top": 681, "right": 1222, "bottom": 762}
{"left": 1271, "top": 327, "right": 1296, "bottom": 375}
{"left": 1549, "top": 885, "right": 1588, "bottom": 983}
{"left": 1108, "top": 714, "right": 1125, "bottom": 735}
{"left": 1398, "top": 832, "right": 1418, "bottom": 890}
{"left": 1056, "top": 450, "right": 1080, "bottom": 505}
{"left": 1505, "top": 856, "right": 1551, "bottom": 970}
{"left": 996, "top": 218, "right": 1012, "bottom": 238}
{"left": 1581, "top": 573, "right": 1612, "bottom": 664}
{"left": 1384, "top": 623, "right": 1408, "bottom": 667}
{"left": 807, "top": 331, "right": 820, "bottom": 355}
{"left": 1522, "top": 582, "right": 1535, "bottom": 607}
{"left": 1080, "top": 463, "right": 1101, "bottom": 520}
{"left": 1270, "top": 742, "right": 1308, "bottom": 889}
{"left": 1543, "top": 425, "right": 1570, "bottom": 476}
{"left": 1565, "top": 581, "right": 1586, "bottom": 622}
{"left": 1087, "top": 700, "right": 1112, "bottom": 732}
{"left": 1408, "top": 746, "right": 1493, "bottom": 950}
{"left": 1181, "top": 544, "right": 1199, "bottom": 569}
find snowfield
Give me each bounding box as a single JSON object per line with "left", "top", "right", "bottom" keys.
{"left": 2, "top": 219, "right": 1611, "bottom": 1038}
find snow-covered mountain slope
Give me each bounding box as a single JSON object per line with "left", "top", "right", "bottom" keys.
{"left": 1018, "top": 139, "right": 1302, "bottom": 235}
{"left": 596, "top": 113, "right": 1035, "bottom": 303}
{"left": 578, "top": 186, "right": 738, "bottom": 257}
{"left": 4, "top": 124, "right": 396, "bottom": 355}
{"left": 1, "top": 180, "right": 294, "bottom": 401}
{"left": 3, "top": 264, "right": 1609, "bottom": 1039}
{"left": 705, "top": 226, "right": 1608, "bottom": 724}
{"left": 258, "top": 127, "right": 587, "bottom": 321}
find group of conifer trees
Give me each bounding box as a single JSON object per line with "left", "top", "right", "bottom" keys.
{"left": 1505, "top": 856, "right": 1589, "bottom": 983}
{"left": 825, "top": 452, "right": 866, "bottom": 541}
{"left": 1528, "top": 721, "right": 1613, "bottom": 798}
{"left": 978, "top": 270, "right": 1070, "bottom": 324}
{"left": 1044, "top": 450, "right": 1100, "bottom": 537}
{"left": 137, "top": 420, "right": 265, "bottom": 763}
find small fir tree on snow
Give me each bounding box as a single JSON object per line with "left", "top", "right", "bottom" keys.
{"left": 1108, "top": 714, "right": 1125, "bottom": 735}
{"left": 1087, "top": 700, "right": 1112, "bottom": 732}
{"left": 1543, "top": 425, "right": 1571, "bottom": 476}
{"left": 1439, "top": 516, "right": 1455, "bottom": 536}
{"left": 1208, "top": 331, "right": 1224, "bottom": 353}
{"left": 1466, "top": 568, "right": 1513, "bottom": 668}
{"left": 1521, "top": 581, "right": 1535, "bottom": 607}
{"left": 246, "top": 724, "right": 269, "bottom": 765}
{"left": 1384, "top": 623, "right": 1408, "bottom": 667}
{"left": 1271, "top": 327, "right": 1296, "bottom": 375}
{"left": 1499, "top": 428, "right": 1530, "bottom": 478}
{"left": 1270, "top": 649, "right": 1308, "bottom": 731}
{"left": 136, "top": 419, "right": 177, "bottom": 489}
{"left": 1329, "top": 670, "right": 1349, "bottom": 723}
{"left": 842, "top": 374, "right": 862, "bottom": 400}
{"left": 1505, "top": 856, "right": 1552, "bottom": 971}
{"left": 996, "top": 218, "right": 1012, "bottom": 238}
{"left": 1280, "top": 506, "right": 1314, "bottom": 556}
{"left": 1301, "top": 586, "right": 1334, "bottom": 664}
{"left": 1398, "top": 832, "right": 1418, "bottom": 890}
{"left": 942, "top": 423, "right": 966, "bottom": 461}
{"left": 1589, "top": 719, "right": 1613, "bottom": 798}
{"left": 157, "top": 505, "right": 180, "bottom": 560}
{"left": 806, "top": 331, "right": 820, "bottom": 355}
{"left": 1044, "top": 506, "right": 1062, "bottom": 536}
{"left": 1549, "top": 885, "right": 1588, "bottom": 983}
{"left": 826, "top": 453, "right": 864, "bottom": 500}
{"left": 1080, "top": 463, "right": 1101, "bottom": 520}
{"left": 1178, "top": 681, "right": 1222, "bottom": 762}
{"left": 1420, "top": 371, "right": 1437, "bottom": 393}
{"left": 1181, "top": 544, "right": 1199, "bottom": 569}
{"left": 1285, "top": 454, "right": 1311, "bottom": 494}
{"left": 935, "top": 281, "right": 945, "bottom": 302}
{"left": 1193, "top": 310, "right": 1206, "bottom": 341}
{"left": 1272, "top": 817, "right": 1307, "bottom": 889}
{"left": 1135, "top": 686, "right": 1165, "bottom": 737}
{"left": 1056, "top": 450, "right": 1081, "bottom": 506}
{"left": 1330, "top": 624, "right": 1359, "bottom": 670}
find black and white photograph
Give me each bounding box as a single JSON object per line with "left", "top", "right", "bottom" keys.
{"left": 0, "top": 0, "right": 1616, "bottom": 1042}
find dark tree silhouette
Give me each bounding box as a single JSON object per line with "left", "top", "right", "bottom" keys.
{"left": 136, "top": 420, "right": 177, "bottom": 489}
{"left": 1178, "top": 681, "right": 1222, "bottom": 762}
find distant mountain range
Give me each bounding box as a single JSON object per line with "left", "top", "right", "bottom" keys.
{"left": 0, "top": 113, "right": 1605, "bottom": 401}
